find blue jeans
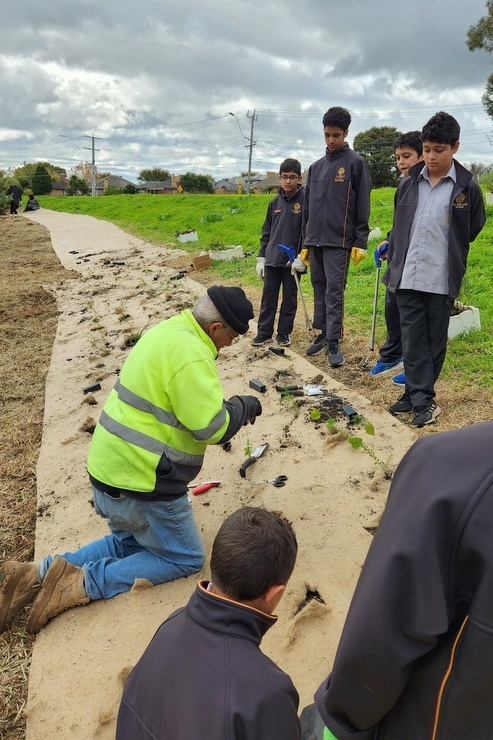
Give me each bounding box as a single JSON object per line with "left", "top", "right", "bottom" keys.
{"left": 39, "top": 487, "right": 205, "bottom": 600}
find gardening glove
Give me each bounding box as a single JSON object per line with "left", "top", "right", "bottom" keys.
{"left": 256, "top": 257, "right": 266, "bottom": 279}
{"left": 350, "top": 247, "right": 367, "bottom": 266}
{"left": 300, "top": 248, "right": 310, "bottom": 266}
{"left": 374, "top": 239, "right": 389, "bottom": 267}
{"left": 290, "top": 255, "right": 305, "bottom": 275}
{"left": 243, "top": 396, "right": 262, "bottom": 425}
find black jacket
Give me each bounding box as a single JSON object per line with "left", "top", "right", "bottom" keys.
{"left": 315, "top": 421, "right": 493, "bottom": 739}
{"left": 302, "top": 144, "right": 371, "bottom": 250}
{"left": 385, "top": 159, "right": 486, "bottom": 299}
{"left": 258, "top": 186, "right": 305, "bottom": 266}
{"left": 117, "top": 582, "right": 300, "bottom": 740}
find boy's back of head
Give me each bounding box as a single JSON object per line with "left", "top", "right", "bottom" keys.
{"left": 322, "top": 106, "right": 351, "bottom": 131}
{"left": 210, "top": 506, "right": 297, "bottom": 601}
{"left": 280, "top": 158, "right": 301, "bottom": 176}
{"left": 421, "top": 111, "right": 460, "bottom": 145}
{"left": 394, "top": 131, "right": 423, "bottom": 157}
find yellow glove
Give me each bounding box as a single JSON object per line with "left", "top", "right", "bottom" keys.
{"left": 351, "top": 247, "right": 367, "bottom": 266}
{"left": 300, "top": 248, "right": 310, "bottom": 266}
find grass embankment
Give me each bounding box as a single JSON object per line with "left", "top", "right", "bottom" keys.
{"left": 39, "top": 190, "right": 493, "bottom": 391}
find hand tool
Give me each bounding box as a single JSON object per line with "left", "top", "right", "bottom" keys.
{"left": 276, "top": 384, "right": 327, "bottom": 396}
{"left": 278, "top": 244, "right": 314, "bottom": 336}
{"left": 239, "top": 443, "right": 268, "bottom": 478}
{"left": 188, "top": 480, "right": 221, "bottom": 495}
{"left": 251, "top": 475, "right": 287, "bottom": 487}
{"left": 370, "top": 263, "right": 381, "bottom": 352}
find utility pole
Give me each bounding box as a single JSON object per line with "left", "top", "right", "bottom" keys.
{"left": 246, "top": 110, "right": 257, "bottom": 194}
{"left": 84, "top": 134, "right": 101, "bottom": 196}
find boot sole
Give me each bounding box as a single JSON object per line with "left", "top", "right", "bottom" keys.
{"left": 0, "top": 562, "right": 40, "bottom": 631}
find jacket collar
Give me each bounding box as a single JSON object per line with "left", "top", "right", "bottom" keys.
{"left": 325, "top": 142, "right": 350, "bottom": 161}
{"left": 408, "top": 158, "right": 472, "bottom": 187}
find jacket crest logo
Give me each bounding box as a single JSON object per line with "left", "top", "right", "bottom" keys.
{"left": 292, "top": 203, "right": 301, "bottom": 213}
{"left": 453, "top": 192, "right": 468, "bottom": 209}
{"left": 334, "top": 167, "right": 345, "bottom": 182}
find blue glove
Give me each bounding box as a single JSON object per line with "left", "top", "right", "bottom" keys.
{"left": 374, "top": 240, "right": 389, "bottom": 267}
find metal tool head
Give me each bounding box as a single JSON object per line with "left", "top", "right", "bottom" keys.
{"left": 303, "top": 384, "right": 327, "bottom": 396}
{"left": 251, "top": 443, "right": 269, "bottom": 458}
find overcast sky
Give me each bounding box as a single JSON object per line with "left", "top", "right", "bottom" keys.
{"left": 1, "top": 0, "right": 492, "bottom": 183}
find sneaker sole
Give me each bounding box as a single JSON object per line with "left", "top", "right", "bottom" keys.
{"left": 370, "top": 361, "right": 404, "bottom": 377}
{"left": 306, "top": 343, "right": 327, "bottom": 356}
{"left": 413, "top": 406, "right": 442, "bottom": 428}
{"left": 389, "top": 407, "right": 413, "bottom": 415}
{"left": 251, "top": 339, "right": 273, "bottom": 347}
{"left": 391, "top": 378, "right": 406, "bottom": 386}
{"left": 329, "top": 358, "right": 345, "bottom": 368}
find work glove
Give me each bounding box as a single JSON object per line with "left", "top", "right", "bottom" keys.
{"left": 350, "top": 247, "right": 367, "bottom": 266}
{"left": 300, "top": 248, "right": 310, "bottom": 266}
{"left": 290, "top": 255, "right": 305, "bottom": 275}
{"left": 374, "top": 240, "right": 389, "bottom": 267}
{"left": 256, "top": 257, "right": 266, "bottom": 279}
{"left": 243, "top": 396, "right": 263, "bottom": 425}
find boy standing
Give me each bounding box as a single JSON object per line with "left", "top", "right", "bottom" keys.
{"left": 116, "top": 507, "right": 300, "bottom": 740}
{"left": 387, "top": 112, "right": 485, "bottom": 427}
{"left": 252, "top": 158, "right": 304, "bottom": 348}
{"left": 303, "top": 106, "right": 371, "bottom": 367}
{"left": 369, "top": 132, "right": 423, "bottom": 380}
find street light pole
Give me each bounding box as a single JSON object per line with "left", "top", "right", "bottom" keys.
{"left": 229, "top": 111, "right": 257, "bottom": 193}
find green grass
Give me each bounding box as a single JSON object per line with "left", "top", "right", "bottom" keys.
{"left": 38, "top": 190, "right": 493, "bottom": 390}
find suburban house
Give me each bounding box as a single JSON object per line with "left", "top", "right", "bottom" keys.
{"left": 50, "top": 180, "right": 68, "bottom": 196}
{"left": 257, "top": 170, "right": 309, "bottom": 193}
{"left": 138, "top": 175, "right": 181, "bottom": 195}
{"left": 95, "top": 175, "right": 137, "bottom": 195}
{"left": 213, "top": 175, "right": 264, "bottom": 194}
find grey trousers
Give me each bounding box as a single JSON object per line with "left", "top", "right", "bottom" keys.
{"left": 309, "top": 246, "right": 351, "bottom": 342}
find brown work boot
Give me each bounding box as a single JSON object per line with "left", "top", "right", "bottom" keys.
{"left": 0, "top": 561, "right": 41, "bottom": 631}
{"left": 26, "top": 558, "right": 89, "bottom": 634}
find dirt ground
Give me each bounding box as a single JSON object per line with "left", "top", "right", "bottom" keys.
{"left": 0, "top": 212, "right": 490, "bottom": 739}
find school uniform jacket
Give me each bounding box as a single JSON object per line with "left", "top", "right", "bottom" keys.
{"left": 117, "top": 581, "right": 301, "bottom": 740}
{"left": 258, "top": 185, "right": 305, "bottom": 266}
{"left": 302, "top": 144, "right": 371, "bottom": 250}
{"left": 315, "top": 421, "right": 493, "bottom": 739}
{"left": 385, "top": 159, "right": 486, "bottom": 299}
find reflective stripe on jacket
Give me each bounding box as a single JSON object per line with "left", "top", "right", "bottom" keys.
{"left": 87, "top": 309, "right": 230, "bottom": 497}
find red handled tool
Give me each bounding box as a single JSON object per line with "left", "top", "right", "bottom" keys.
{"left": 188, "top": 480, "right": 221, "bottom": 496}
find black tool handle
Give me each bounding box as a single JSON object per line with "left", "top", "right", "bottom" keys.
{"left": 275, "top": 385, "right": 303, "bottom": 395}
{"left": 239, "top": 456, "right": 257, "bottom": 478}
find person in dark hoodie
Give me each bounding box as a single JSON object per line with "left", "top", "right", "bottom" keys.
{"left": 116, "top": 506, "right": 300, "bottom": 740}
{"left": 302, "top": 106, "right": 371, "bottom": 367}
{"left": 386, "top": 111, "right": 485, "bottom": 428}
{"left": 252, "top": 157, "right": 305, "bottom": 348}
{"left": 301, "top": 420, "right": 493, "bottom": 740}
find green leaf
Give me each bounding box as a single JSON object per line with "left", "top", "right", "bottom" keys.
{"left": 365, "top": 421, "right": 375, "bottom": 436}
{"left": 309, "top": 408, "right": 321, "bottom": 421}
{"left": 348, "top": 436, "right": 363, "bottom": 449}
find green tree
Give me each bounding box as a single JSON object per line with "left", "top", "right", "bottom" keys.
{"left": 138, "top": 167, "right": 170, "bottom": 183}
{"left": 66, "top": 175, "right": 89, "bottom": 196}
{"left": 353, "top": 126, "right": 402, "bottom": 187}
{"left": 32, "top": 165, "right": 53, "bottom": 195}
{"left": 15, "top": 161, "right": 66, "bottom": 183}
{"left": 467, "top": 2, "right": 493, "bottom": 117}
{"left": 179, "top": 172, "right": 214, "bottom": 193}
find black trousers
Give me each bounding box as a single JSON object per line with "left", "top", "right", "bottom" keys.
{"left": 257, "top": 265, "right": 298, "bottom": 337}
{"left": 396, "top": 289, "right": 451, "bottom": 408}
{"left": 379, "top": 288, "right": 402, "bottom": 363}
{"left": 309, "top": 246, "right": 351, "bottom": 342}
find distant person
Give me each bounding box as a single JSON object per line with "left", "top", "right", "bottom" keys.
{"left": 6, "top": 184, "right": 21, "bottom": 215}
{"left": 369, "top": 131, "right": 423, "bottom": 382}
{"left": 0, "top": 287, "right": 262, "bottom": 634}
{"left": 116, "top": 506, "right": 300, "bottom": 740}
{"left": 302, "top": 106, "right": 371, "bottom": 367}
{"left": 303, "top": 420, "right": 493, "bottom": 739}
{"left": 23, "top": 194, "right": 40, "bottom": 212}
{"left": 387, "top": 112, "right": 485, "bottom": 427}
{"left": 252, "top": 158, "right": 305, "bottom": 348}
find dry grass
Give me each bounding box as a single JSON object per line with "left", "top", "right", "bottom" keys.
{"left": 0, "top": 216, "right": 74, "bottom": 739}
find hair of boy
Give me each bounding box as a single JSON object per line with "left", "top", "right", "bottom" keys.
{"left": 279, "top": 158, "right": 302, "bottom": 176}
{"left": 394, "top": 131, "right": 423, "bottom": 157}
{"left": 210, "top": 506, "right": 298, "bottom": 602}
{"left": 421, "top": 111, "right": 460, "bottom": 146}
{"left": 322, "top": 106, "right": 351, "bottom": 131}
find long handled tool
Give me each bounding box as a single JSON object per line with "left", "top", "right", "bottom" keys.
{"left": 278, "top": 243, "right": 314, "bottom": 337}
{"left": 369, "top": 264, "right": 381, "bottom": 351}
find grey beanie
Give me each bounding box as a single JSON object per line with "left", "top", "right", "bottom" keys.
{"left": 207, "top": 285, "right": 254, "bottom": 334}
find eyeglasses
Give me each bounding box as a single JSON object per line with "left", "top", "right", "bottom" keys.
{"left": 222, "top": 324, "right": 240, "bottom": 344}
{"left": 279, "top": 175, "right": 299, "bottom": 181}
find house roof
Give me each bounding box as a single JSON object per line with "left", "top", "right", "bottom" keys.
{"left": 95, "top": 175, "right": 136, "bottom": 189}
{"left": 51, "top": 181, "right": 68, "bottom": 190}
{"left": 137, "top": 179, "right": 174, "bottom": 190}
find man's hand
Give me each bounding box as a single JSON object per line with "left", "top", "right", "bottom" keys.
{"left": 350, "top": 247, "right": 367, "bottom": 266}
{"left": 300, "top": 248, "right": 310, "bottom": 266}
{"left": 256, "top": 257, "right": 266, "bottom": 279}
{"left": 243, "top": 396, "right": 262, "bottom": 425}
{"left": 374, "top": 240, "right": 389, "bottom": 267}
{"left": 290, "top": 256, "right": 305, "bottom": 275}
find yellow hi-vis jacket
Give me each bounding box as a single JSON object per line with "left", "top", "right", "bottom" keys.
{"left": 87, "top": 309, "right": 234, "bottom": 499}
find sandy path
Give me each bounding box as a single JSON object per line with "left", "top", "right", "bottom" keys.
{"left": 23, "top": 209, "right": 417, "bottom": 739}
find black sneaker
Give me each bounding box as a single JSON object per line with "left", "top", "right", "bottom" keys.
{"left": 328, "top": 341, "right": 345, "bottom": 367}
{"left": 411, "top": 402, "right": 441, "bottom": 428}
{"left": 388, "top": 393, "right": 413, "bottom": 414}
{"left": 276, "top": 334, "right": 291, "bottom": 347}
{"left": 306, "top": 332, "right": 327, "bottom": 356}
{"left": 251, "top": 334, "right": 273, "bottom": 347}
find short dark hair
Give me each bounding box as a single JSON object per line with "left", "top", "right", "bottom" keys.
{"left": 279, "top": 158, "right": 301, "bottom": 176}
{"left": 421, "top": 112, "right": 460, "bottom": 146}
{"left": 322, "top": 106, "right": 351, "bottom": 131}
{"left": 394, "top": 131, "right": 423, "bottom": 157}
{"left": 210, "top": 506, "right": 298, "bottom": 601}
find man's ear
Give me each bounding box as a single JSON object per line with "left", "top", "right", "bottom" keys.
{"left": 262, "top": 584, "right": 286, "bottom": 614}
{"left": 452, "top": 140, "right": 460, "bottom": 155}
